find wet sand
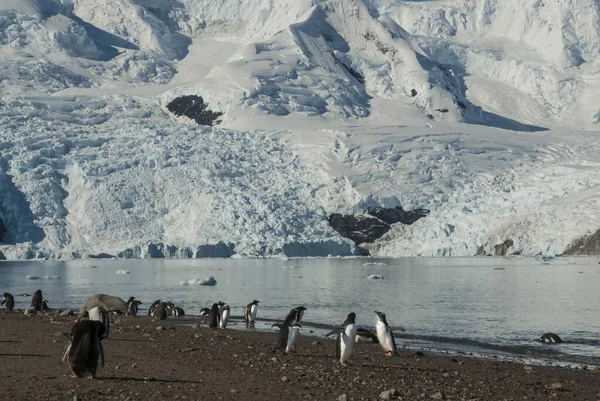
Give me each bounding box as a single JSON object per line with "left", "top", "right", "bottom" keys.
{"left": 0, "top": 310, "right": 598, "bottom": 401}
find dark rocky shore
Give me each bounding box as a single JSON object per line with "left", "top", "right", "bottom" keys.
{"left": 0, "top": 311, "right": 599, "bottom": 401}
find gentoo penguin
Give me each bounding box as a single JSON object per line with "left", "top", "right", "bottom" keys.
{"left": 356, "top": 328, "right": 379, "bottom": 343}
{"left": 173, "top": 307, "right": 185, "bottom": 317}
{"left": 126, "top": 300, "right": 142, "bottom": 317}
{"left": 244, "top": 300, "right": 260, "bottom": 327}
{"left": 220, "top": 304, "right": 230, "bottom": 329}
{"left": 276, "top": 307, "right": 304, "bottom": 352}
{"left": 375, "top": 311, "right": 399, "bottom": 356}
{"left": 152, "top": 302, "right": 168, "bottom": 321}
{"left": 88, "top": 307, "right": 110, "bottom": 339}
{"left": 336, "top": 312, "right": 357, "bottom": 365}
{"left": 1, "top": 293, "right": 14, "bottom": 311}
{"left": 31, "top": 289, "right": 43, "bottom": 311}
{"left": 217, "top": 301, "right": 225, "bottom": 316}
{"left": 208, "top": 303, "right": 220, "bottom": 329}
{"left": 539, "top": 333, "right": 563, "bottom": 343}
{"left": 285, "top": 305, "right": 306, "bottom": 325}
{"left": 148, "top": 299, "right": 161, "bottom": 316}
{"left": 285, "top": 323, "right": 302, "bottom": 353}
{"left": 199, "top": 307, "right": 211, "bottom": 319}
{"left": 62, "top": 320, "right": 106, "bottom": 378}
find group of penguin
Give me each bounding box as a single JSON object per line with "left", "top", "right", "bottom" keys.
{"left": 1, "top": 290, "right": 565, "bottom": 379}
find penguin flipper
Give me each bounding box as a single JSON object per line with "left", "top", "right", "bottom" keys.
{"left": 98, "top": 342, "right": 105, "bottom": 368}
{"left": 325, "top": 329, "right": 341, "bottom": 338}
{"left": 61, "top": 342, "right": 72, "bottom": 364}
{"left": 271, "top": 323, "right": 283, "bottom": 329}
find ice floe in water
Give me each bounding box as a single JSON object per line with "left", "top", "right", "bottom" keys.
{"left": 26, "top": 275, "right": 60, "bottom": 280}
{"left": 116, "top": 270, "right": 130, "bottom": 274}
{"left": 363, "top": 262, "right": 388, "bottom": 266}
{"left": 367, "top": 274, "right": 384, "bottom": 280}
{"left": 282, "top": 265, "right": 300, "bottom": 269}
{"left": 180, "top": 276, "right": 217, "bottom": 286}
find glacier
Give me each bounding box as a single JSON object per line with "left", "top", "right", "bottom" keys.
{"left": 1, "top": 0, "right": 600, "bottom": 259}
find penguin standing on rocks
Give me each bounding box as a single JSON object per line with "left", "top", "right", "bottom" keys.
{"left": 31, "top": 289, "right": 43, "bottom": 311}
{"left": 208, "top": 303, "right": 220, "bottom": 329}
{"left": 152, "top": 302, "right": 168, "bottom": 321}
{"left": 275, "top": 307, "right": 305, "bottom": 352}
{"left": 244, "top": 300, "right": 260, "bottom": 327}
{"left": 220, "top": 304, "right": 230, "bottom": 329}
{"left": 375, "top": 311, "right": 399, "bottom": 356}
{"left": 62, "top": 320, "right": 106, "bottom": 378}
{"left": 148, "top": 299, "right": 161, "bottom": 316}
{"left": 539, "top": 333, "right": 563, "bottom": 343}
{"left": 1, "top": 293, "right": 14, "bottom": 311}
{"left": 199, "top": 307, "right": 211, "bottom": 319}
{"left": 88, "top": 307, "right": 110, "bottom": 339}
{"left": 126, "top": 299, "right": 142, "bottom": 317}
{"left": 336, "top": 312, "right": 358, "bottom": 365}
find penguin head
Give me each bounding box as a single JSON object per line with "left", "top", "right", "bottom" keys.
{"left": 375, "top": 310, "right": 387, "bottom": 322}
{"left": 252, "top": 300, "right": 260, "bottom": 305}
{"left": 223, "top": 304, "right": 230, "bottom": 311}
{"left": 217, "top": 301, "right": 225, "bottom": 307}
{"left": 345, "top": 312, "right": 356, "bottom": 324}
{"left": 126, "top": 296, "right": 135, "bottom": 304}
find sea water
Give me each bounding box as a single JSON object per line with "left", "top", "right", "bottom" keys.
{"left": 1, "top": 256, "right": 599, "bottom": 366}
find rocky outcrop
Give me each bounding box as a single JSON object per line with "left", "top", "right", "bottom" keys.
{"left": 493, "top": 239, "right": 514, "bottom": 256}
{"left": 564, "top": 229, "right": 600, "bottom": 255}
{"left": 0, "top": 217, "right": 6, "bottom": 242}
{"left": 166, "top": 95, "right": 223, "bottom": 126}
{"left": 328, "top": 206, "right": 430, "bottom": 252}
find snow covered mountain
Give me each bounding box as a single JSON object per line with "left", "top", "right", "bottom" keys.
{"left": 1, "top": 0, "right": 599, "bottom": 259}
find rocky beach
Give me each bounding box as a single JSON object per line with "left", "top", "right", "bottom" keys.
{"left": 0, "top": 311, "right": 598, "bottom": 401}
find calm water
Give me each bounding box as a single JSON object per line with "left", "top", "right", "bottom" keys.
{"left": 1, "top": 256, "right": 599, "bottom": 365}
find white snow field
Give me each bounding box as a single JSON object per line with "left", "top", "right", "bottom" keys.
{"left": 1, "top": 0, "right": 599, "bottom": 259}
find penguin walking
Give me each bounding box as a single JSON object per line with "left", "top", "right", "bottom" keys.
{"left": 208, "top": 303, "right": 220, "bottom": 329}
{"left": 152, "top": 302, "right": 168, "bottom": 321}
{"left": 275, "top": 307, "right": 305, "bottom": 352}
{"left": 148, "top": 299, "right": 161, "bottom": 316}
{"left": 337, "top": 312, "right": 357, "bottom": 365}
{"left": 62, "top": 320, "right": 106, "bottom": 378}
{"left": 220, "top": 304, "right": 230, "bottom": 329}
{"left": 539, "top": 333, "right": 563, "bottom": 343}
{"left": 244, "top": 300, "right": 260, "bottom": 327}
{"left": 285, "top": 305, "right": 306, "bottom": 324}
{"left": 375, "top": 311, "right": 399, "bottom": 356}
{"left": 88, "top": 307, "right": 110, "bottom": 339}
{"left": 1, "top": 293, "right": 14, "bottom": 311}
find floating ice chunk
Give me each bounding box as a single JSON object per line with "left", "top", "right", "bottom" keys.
{"left": 26, "top": 275, "right": 60, "bottom": 280}
{"left": 180, "top": 276, "right": 217, "bottom": 286}
{"left": 84, "top": 264, "right": 98, "bottom": 268}
{"left": 282, "top": 265, "right": 300, "bottom": 269}
{"left": 363, "top": 262, "right": 387, "bottom": 266}
{"left": 367, "top": 274, "right": 384, "bottom": 280}
{"left": 116, "top": 270, "right": 130, "bottom": 274}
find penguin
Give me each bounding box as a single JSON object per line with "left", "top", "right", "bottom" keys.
{"left": 88, "top": 307, "right": 110, "bottom": 339}
{"left": 31, "top": 289, "right": 43, "bottom": 311}
{"left": 284, "top": 305, "right": 306, "bottom": 324}
{"left": 199, "top": 307, "right": 211, "bottom": 319}
{"left": 151, "top": 302, "right": 168, "bottom": 321}
{"left": 42, "top": 299, "right": 51, "bottom": 311}
{"left": 217, "top": 301, "right": 225, "bottom": 316}
{"left": 1, "top": 292, "right": 14, "bottom": 312}
{"left": 244, "top": 300, "right": 260, "bottom": 327}
{"left": 166, "top": 302, "right": 176, "bottom": 316}
{"left": 275, "top": 307, "right": 303, "bottom": 352}
{"left": 220, "top": 304, "right": 230, "bottom": 329}
{"left": 336, "top": 312, "right": 357, "bottom": 365}
{"left": 173, "top": 307, "right": 185, "bottom": 317}
{"left": 126, "top": 300, "right": 142, "bottom": 317}
{"left": 148, "top": 299, "right": 161, "bottom": 316}
{"left": 62, "top": 320, "right": 106, "bottom": 378}
{"left": 355, "top": 328, "right": 379, "bottom": 343}
{"left": 539, "top": 333, "right": 563, "bottom": 343}
{"left": 285, "top": 323, "right": 302, "bottom": 353}
{"left": 208, "top": 303, "right": 220, "bottom": 329}
{"left": 375, "top": 311, "right": 399, "bottom": 356}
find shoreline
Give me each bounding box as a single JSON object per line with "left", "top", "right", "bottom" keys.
{"left": 1, "top": 311, "right": 599, "bottom": 401}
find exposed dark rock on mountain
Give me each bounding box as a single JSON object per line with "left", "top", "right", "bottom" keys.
{"left": 328, "top": 206, "right": 430, "bottom": 248}
{"left": 0, "top": 217, "right": 6, "bottom": 242}
{"left": 493, "top": 239, "right": 514, "bottom": 256}
{"left": 564, "top": 229, "right": 600, "bottom": 255}
{"left": 166, "top": 95, "right": 223, "bottom": 126}
{"left": 366, "top": 206, "right": 430, "bottom": 225}
{"left": 89, "top": 252, "right": 116, "bottom": 259}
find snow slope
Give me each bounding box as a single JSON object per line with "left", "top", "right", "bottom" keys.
{"left": 1, "top": 0, "right": 600, "bottom": 259}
